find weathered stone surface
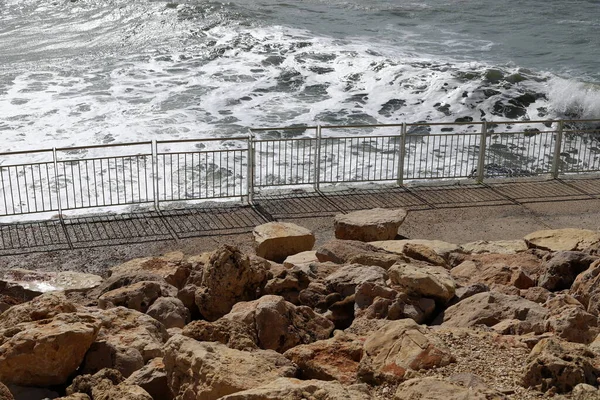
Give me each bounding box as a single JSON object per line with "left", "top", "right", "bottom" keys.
{"left": 223, "top": 295, "right": 334, "bottom": 353}
{"left": 358, "top": 319, "right": 454, "bottom": 384}
{"left": 0, "top": 291, "right": 77, "bottom": 328}
{"left": 1, "top": 269, "right": 103, "bottom": 296}
{"left": 283, "top": 331, "right": 363, "bottom": 384}
{"left": 146, "top": 297, "right": 189, "bottom": 329}
{"left": 163, "top": 334, "right": 297, "bottom": 400}
{"left": 334, "top": 208, "right": 407, "bottom": 242}
{"left": 56, "top": 394, "right": 91, "bottom": 400}
{"left": 263, "top": 266, "right": 312, "bottom": 305}
{"left": 182, "top": 319, "right": 258, "bottom": 351}
{"left": 324, "top": 264, "right": 388, "bottom": 297}
{"left": 68, "top": 368, "right": 152, "bottom": 400}
{"left": 253, "top": 222, "right": 315, "bottom": 262}
{"left": 193, "top": 245, "right": 270, "bottom": 321}
{"left": 570, "top": 259, "right": 600, "bottom": 315}
{"left": 572, "top": 383, "right": 600, "bottom": 399}
{"left": 82, "top": 307, "right": 168, "bottom": 376}
{"left": 370, "top": 239, "right": 461, "bottom": 261}
{"left": 389, "top": 262, "right": 455, "bottom": 303}
{"left": 109, "top": 252, "right": 195, "bottom": 289}
{"left": 283, "top": 251, "right": 319, "bottom": 269}
{"left": 98, "top": 281, "right": 177, "bottom": 313}
{"left": 521, "top": 338, "right": 600, "bottom": 393}
{"left": 440, "top": 292, "right": 548, "bottom": 334}
{"left": 524, "top": 228, "right": 600, "bottom": 252}
{"left": 88, "top": 272, "right": 172, "bottom": 301}
{"left": 218, "top": 378, "right": 372, "bottom": 400}
{"left": 0, "top": 313, "right": 100, "bottom": 386}
{"left": 544, "top": 294, "right": 599, "bottom": 344}
{"left": 447, "top": 283, "right": 490, "bottom": 307}
{"left": 538, "top": 251, "right": 598, "bottom": 291}
{"left": 317, "top": 239, "right": 404, "bottom": 268}
{"left": 520, "top": 286, "right": 551, "bottom": 304}
{"left": 461, "top": 239, "right": 528, "bottom": 255}
{"left": 67, "top": 368, "right": 124, "bottom": 397}
{"left": 402, "top": 243, "right": 448, "bottom": 267}
{"left": 394, "top": 377, "right": 505, "bottom": 400}
{"left": 0, "top": 382, "right": 13, "bottom": 400}
{"left": 126, "top": 358, "right": 170, "bottom": 400}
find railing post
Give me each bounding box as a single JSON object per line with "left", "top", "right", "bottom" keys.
{"left": 476, "top": 122, "right": 488, "bottom": 183}
{"left": 397, "top": 122, "right": 407, "bottom": 186}
{"left": 152, "top": 140, "right": 160, "bottom": 211}
{"left": 52, "top": 147, "right": 63, "bottom": 218}
{"left": 314, "top": 125, "right": 322, "bottom": 191}
{"left": 247, "top": 133, "right": 255, "bottom": 204}
{"left": 551, "top": 120, "right": 564, "bottom": 179}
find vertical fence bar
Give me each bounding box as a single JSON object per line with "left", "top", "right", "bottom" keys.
{"left": 551, "top": 120, "right": 564, "bottom": 179}
{"left": 152, "top": 140, "right": 159, "bottom": 210}
{"left": 476, "top": 122, "right": 488, "bottom": 183}
{"left": 314, "top": 125, "right": 322, "bottom": 191}
{"left": 397, "top": 122, "right": 407, "bottom": 186}
{"left": 247, "top": 133, "right": 255, "bottom": 204}
{"left": 52, "top": 147, "right": 63, "bottom": 217}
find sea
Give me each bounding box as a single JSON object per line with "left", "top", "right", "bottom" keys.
{"left": 1, "top": 0, "right": 600, "bottom": 152}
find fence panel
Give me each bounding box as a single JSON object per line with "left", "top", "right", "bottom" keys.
{"left": 559, "top": 124, "right": 600, "bottom": 174}
{"left": 156, "top": 138, "right": 248, "bottom": 201}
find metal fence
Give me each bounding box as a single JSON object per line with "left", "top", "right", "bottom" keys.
{"left": 1, "top": 119, "right": 599, "bottom": 217}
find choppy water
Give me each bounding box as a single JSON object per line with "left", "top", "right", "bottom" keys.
{"left": 1, "top": 0, "right": 600, "bottom": 152}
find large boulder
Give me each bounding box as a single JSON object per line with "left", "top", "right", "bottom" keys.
{"left": 538, "top": 251, "right": 598, "bottom": 291}
{"left": 253, "top": 222, "right": 315, "bottom": 262}
{"left": 570, "top": 259, "right": 600, "bottom": 315}
{"left": 316, "top": 239, "right": 404, "bottom": 268}
{"left": 524, "top": 228, "right": 600, "bottom": 252}
{"left": 0, "top": 313, "right": 101, "bottom": 386}
{"left": 146, "top": 297, "right": 189, "bottom": 329}
{"left": 163, "top": 335, "right": 297, "bottom": 400}
{"left": 370, "top": 239, "right": 461, "bottom": 261}
{"left": 0, "top": 269, "right": 103, "bottom": 296}
{"left": 125, "top": 358, "right": 170, "bottom": 400}
{"left": 222, "top": 295, "right": 334, "bottom": 353}
{"left": 324, "top": 264, "right": 388, "bottom": 298}
{"left": 109, "top": 252, "right": 196, "bottom": 289}
{"left": 544, "top": 294, "right": 599, "bottom": 344}
{"left": 98, "top": 281, "right": 177, "bottom": 313}
{"left": 217, "top": 378, "right": 372, "bottom": 400}
{"left": 0, "top": 291, "right": 77, "bottom": 328}
{"left": 192, "top": 245, "right": 270, "bottom": 321}
{"left": 283, "top": 251, "right": 319, "bottom": 269}
{"left": 358, "top": 319, "right": 454, "bottom": 384}
{"left": 283, "top": 331, "right": 363, "bottom": 384}
{"left": 440, "top": 292, "right": 548, "bottom": 334}
{"left": 388, "top": 262, "right": 455, "bottom": 303}
{"left": 334, "top": 208, "right": 407, "bottom": 241}
{"left": 460, "top": 239, "right": 528, "bottom": 255}
{"left": 88, "top": 272, "right": 173, "bottom": 301}
{"left": 182, "top": 319, "right": 258, "bottom": 351}
{"left": 521, "top": 338, "right": 600, "bottom": 393}
{"left": 262, "top": 266, "right": 312, "bottom": 305}
{"left": 394, "top": 377, "right": 505, "bottom": 400}
{"left": 67, "top": 368, "right": 152, "bottom": 400}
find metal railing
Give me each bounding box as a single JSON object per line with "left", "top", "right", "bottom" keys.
{"left": 1, "top": 118, "right": 599, "bottom": 217}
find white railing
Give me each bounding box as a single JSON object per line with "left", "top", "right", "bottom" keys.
{"left": 1, "top": 119, "right": 599, "bottom": 217}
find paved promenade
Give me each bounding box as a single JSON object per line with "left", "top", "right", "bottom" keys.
{"left": 1, "top": 176, "right": 599, "bottom": 274}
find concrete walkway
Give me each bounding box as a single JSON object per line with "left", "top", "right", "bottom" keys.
{"left": 1, "top": 176, "right": 599, "bottom": 274}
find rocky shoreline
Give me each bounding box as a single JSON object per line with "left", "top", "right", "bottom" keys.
{"left": 1, "top": 209, "right": 600, "bottom": 399}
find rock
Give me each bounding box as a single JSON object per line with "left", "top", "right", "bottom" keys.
{"left": 354, "top": 283, "right": 436, "bottom": 323}
{"left": 193, "top": 245, "right": 270, "bottom": 321}
{"left": 5, "top": 385, "right": 59, "bottom": 399}
{"left": 570, "top": 260, "right": 600, "bottom": 315}
{"left": 109, "top": 252, "right": 194, "bottom": 289}
{"left": 388, "top": 262, "right": 455, "bottom": 303}
{"left": 283, "top": 251, "right": 319, "bottom": 268}
{"left": 394, "top": 377, "right": 505, "bottom": 400}
{"left": 126, "top": 358, "right": 170, "bottom": 400}
{"left": 543, "top": 295, "right": 599, "bottom": 344}
{"left": 298, "top": 282, "right": 330, "bottom": 310}
{"left": 447, "top": 283, "right": 489, "bottom": 306}
{"left": 98, "top": 281, "right": 177, "bottom": 313}
{"left": 222, "top": 295, "right": 334, "bottom": 353}
{"left": 521, "top": 338, "right": 600, "bottom": 393}
{"left": 370, "top": 239, "right": 461, "bottom": 261}
{"left": 88, "top": 272, "right": 173, "bottom": 301}
{"left": 163, "top": 334, "right": 297, "bottom": 400}
{"left": 538, "top": 251, "right": 598, "bottom": 291}
{"left": 0, "top": 313, "right": 101, "bottom": 386}
{"left": 283, "top": 331, "right": 363, "bottom": 384}
{"left": 524, "top": 228, "right": 600, "bottom": 252}
{"left": 316, "top": 239, "right": 403, "bottom": 268}
{"left": 358, "top": 319, "right": 454, "bottom": 384}
{"left": 182, "top": 319, "right": 258, "bottom": 351}
{"left": 67, "top": 368, "right": 152, "bottom": 400}
{"left": 81, "top": 307, "right": 168, "bottom": 376}
{"left": 253, "top": 222, "right": 315, "bottom": 262}
{"left": 217, "top": 378, "right": 372, "bottom": 400}
{"left": 520, "top": 286, "right": 551, "bottom": 304}
{"left": 67, "top": 368, "right": 124, "bottom": 397}
{"left": 461, "top": 239, "right": 528, "bottom": 254}
{"left": 56, "top": 394, "right": 91, "bottom": 400}
{"left": 146, "top": 297, "right": 189, "bottom": 329}
{"left": 263, "top": 266, "right": 311, "bottom": 305}
{"left": 402, "top": 243, "right": 448, "bottom": 267}
{"left": 440, "top": 292, "right": 548, "bottom": 334}
{"left": 0, "top": 383, "right": 12, "bottom": 400}
{"left": 1, "top": 269, "right": 103, "bottom": 296}
{"left": 572, "top": 383, "right": 600, "bottom": 399}
{"left": 0, "top": 291, "right": 77, "bottom": 328}
{"left": 325, "top": 264, "right": 388, "bottom": 297}
{"left": 334, "top": 208, "right": 407, "bottom": 241}
{"left": 92, "top": 382, "right": 152, "bottom": 400}
{"left": 345, "top": 318, "right": 390, "bottom": 336}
